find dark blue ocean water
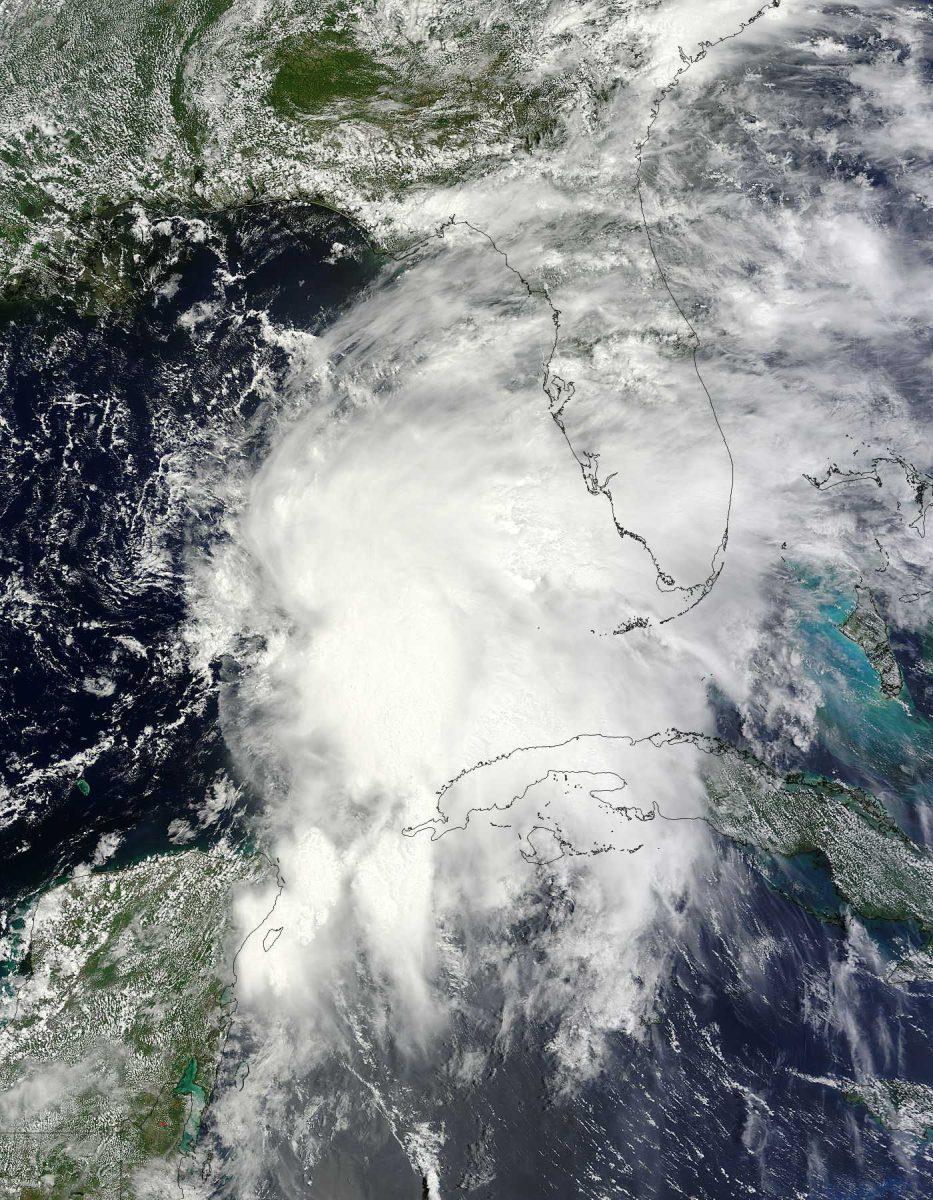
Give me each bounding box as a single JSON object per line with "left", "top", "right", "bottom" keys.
{"left": 238, "top": 828, "right": 933, "bottom": 1199}
{"left": 2, "top": 196, "right": 931, "bottom": 1199}
{"left": 0, "top": 204, "right": 377, "bottom": 905}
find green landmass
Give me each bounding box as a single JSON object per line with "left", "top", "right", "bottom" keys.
{"left": 840, "top": 584, "right": 905, "bottom": 701}
{"left": 702, "top": 742, "right": 933, "bottom": 931}
{"left": 802, "top": 1073, "right": 933, "bottom": 1141}
{"left": 0, "top": 0, "right": 567, "bottom": 317}
{"left": 267, "top": 30, "right": 390, "bottom": 115}
{"left": 0, "top": 844, "right": 265, "bottom": 1199}
{"left": 847, "top": 1077, "right": 933, "bottom": 1139}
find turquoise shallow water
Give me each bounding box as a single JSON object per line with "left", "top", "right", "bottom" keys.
{"left": 794, "top": 571, "right": 933, "bottom": 834}
{"left": 175, "top": 1057, "right": 207, "bottom": 1153}
{"left": 0, "top": 902, "right": 40, "bottom": 1007}
{"left": 753, "top": 847, "right": 848, "bottom": 923}
{"left": 725, "top": 567, "right": 933, "bottom": 949}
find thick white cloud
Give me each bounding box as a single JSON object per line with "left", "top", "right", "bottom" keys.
{"left": 188, "top": 0, "right": 933, "bottom": 1188}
